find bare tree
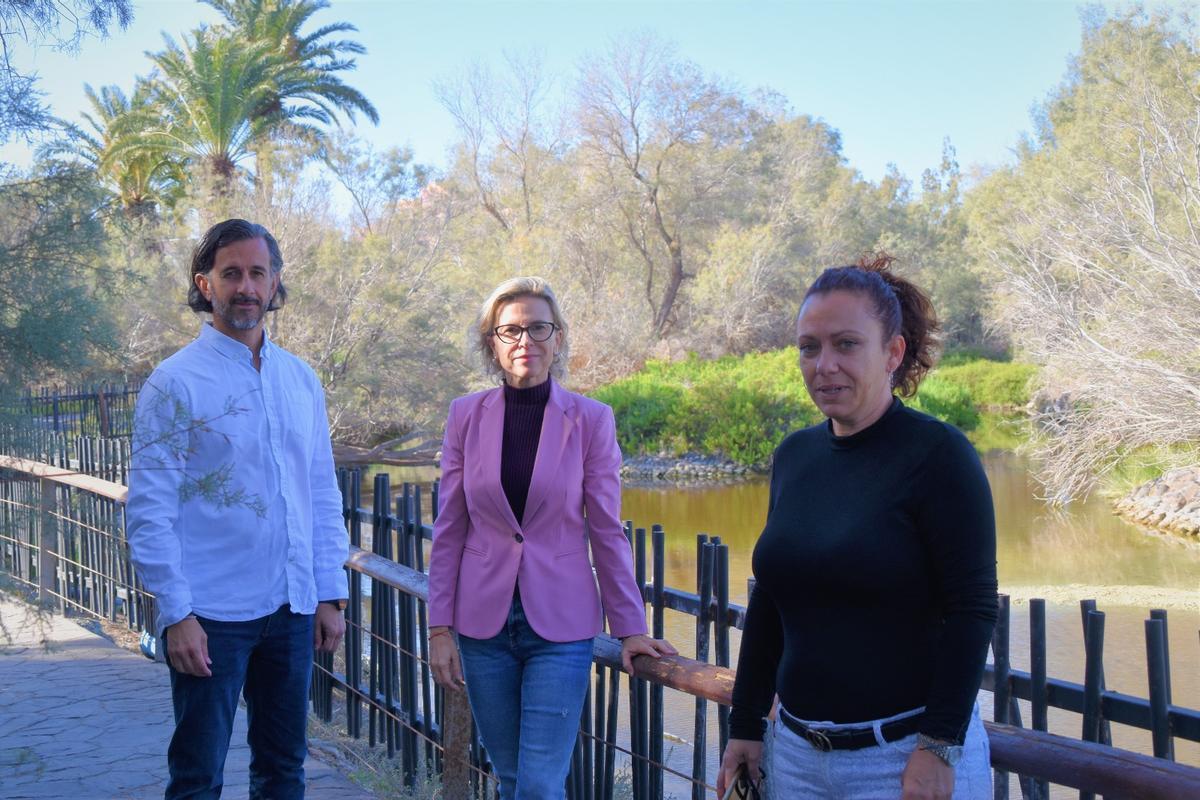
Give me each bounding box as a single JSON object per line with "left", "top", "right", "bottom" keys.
{"left": 434, "top": 51, "right": 557, "bottom": 234}
{"left": 575, "top": 33, "right": 756, "bottom": 339}
{"left": 976, "top": 11, "right": 1200, "bottom": 499}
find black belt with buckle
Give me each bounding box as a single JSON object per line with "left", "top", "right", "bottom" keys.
{"left": 780, "top": 710, "right": 922, "bottom": 752}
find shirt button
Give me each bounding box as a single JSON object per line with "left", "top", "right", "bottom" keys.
{"left": 514, "top": 533, "right": 524, "bottom": 543}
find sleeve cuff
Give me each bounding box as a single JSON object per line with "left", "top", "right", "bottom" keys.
{"left": 315, "top": 570, "right": 349, "bottom": 604}
{"left": 728, "top": 710, "right": 768, "bottom": 741}
{"left": 154, "top": 602, "right": 192, "bottom": 639}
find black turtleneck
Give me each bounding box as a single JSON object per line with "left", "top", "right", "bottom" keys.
{"left": 728, "top": 398, "right": 998, "bottom": 744}
{"left": 501, "top": 379, "right": 552, "bottom": 525}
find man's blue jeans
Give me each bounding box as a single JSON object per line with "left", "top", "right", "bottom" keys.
{"left": 163, "top": 605, "right": 314, "bottom": 800}
{"left": 457, "top": 592, "right": 594, "bottom": 800}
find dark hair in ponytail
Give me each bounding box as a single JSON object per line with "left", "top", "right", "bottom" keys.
{"left": 801, "top": 253, "right": 940, "bottom": 396}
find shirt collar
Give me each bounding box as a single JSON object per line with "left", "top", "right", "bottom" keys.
{"left": 198, "top": 321, "right": 273, "bottom": 363}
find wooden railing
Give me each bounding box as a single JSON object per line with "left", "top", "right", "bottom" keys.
{"left": 1, "top": 454, "right": 1199, "bottom": 798}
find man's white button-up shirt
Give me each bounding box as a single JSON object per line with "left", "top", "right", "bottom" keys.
{"left": 127, "top": 323, "right": 349, "bottom": 637}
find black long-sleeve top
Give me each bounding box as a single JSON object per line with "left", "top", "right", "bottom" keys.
{"left": 500, "top": 379, "right": 551, "bottom": 525}
{"left": 728, "top": 398, "right": 998, "bottom": 744}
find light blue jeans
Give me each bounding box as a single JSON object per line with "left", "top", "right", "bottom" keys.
{"left": 456, "top": 591, "right": 594, "bottom": 800}
{"left": 766, "top": 703, "right": 991, "bottom": 799}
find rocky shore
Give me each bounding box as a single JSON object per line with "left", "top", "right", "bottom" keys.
{"left": 1114, "top": 466, "right": 1200, "bottom": 538}
{"left": 620, "top": 453, "right": 761, "bottom": 484}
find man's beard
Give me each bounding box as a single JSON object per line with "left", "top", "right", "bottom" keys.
{"left": 213, "top": 294, "right": 268, "bottom": 331}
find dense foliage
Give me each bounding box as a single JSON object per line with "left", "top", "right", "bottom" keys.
{"left": 590, "top": 351, "right": 1024, "bottom": 466}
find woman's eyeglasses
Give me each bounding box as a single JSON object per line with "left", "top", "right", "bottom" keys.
{"left": 492, "top": 322, "right": 558, "bottom": 344}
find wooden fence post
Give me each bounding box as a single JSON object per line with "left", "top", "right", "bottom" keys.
{"left": 97, "top": 390, "right": 111, "bottom": 439}
{"left": 441, "top": 687, "right": 474, "bottom": 798}
{"left": 37, "top": 477, "right": 58, "bottom": 610}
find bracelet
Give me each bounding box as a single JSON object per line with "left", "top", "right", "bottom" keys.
{"left": 429, "top": 629, "right": 453, "bottom": 640}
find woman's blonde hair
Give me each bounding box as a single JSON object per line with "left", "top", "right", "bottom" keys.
{"left": 474, "top": 276, "right": 570, "bottom": 383}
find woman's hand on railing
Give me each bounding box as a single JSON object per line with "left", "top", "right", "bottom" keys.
{"left": 166, "top": 616, "right": 212, "bottom": 677}
{"left": 430, "top": 626, "right": 465, "bottom": 691}
{"left": 717, "top": 738, "right": 764, "bottom": 798}
{"left": 619, "top": 634, "right": 678, "bottom": 675}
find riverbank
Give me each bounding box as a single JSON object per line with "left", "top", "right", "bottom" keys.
{"left": 621, "top": 453, "right": 760, "bottom": 483}
{"left": 1114, "top": 466, "right": 1200, "bottom": 539}
{"left": 1000, "top": 583, "right": 1199, "bottom": 610}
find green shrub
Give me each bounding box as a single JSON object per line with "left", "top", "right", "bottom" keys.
{"left": 670, "top": 377, "right": 816, "bottom": 466}
{"left": 590, "top": 349, "right": 818, "bottom": 465}
{"left": 590, "top": 376, "right": 685, "bottom": 454}
{"left": 589, "top": 350, "right": 1038, "bottom": 464}
{"left": 933, "top": 360, "right": 1036, "bottom": 407}
{"left": 938, "top": 347, "right": 1006, "bottom": 368}
{"left": 910, "top": 374, "right": 980, "bottom": 430}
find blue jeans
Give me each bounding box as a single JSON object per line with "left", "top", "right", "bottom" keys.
{"left": 457, "top": 592, "right": 594, "bottom": 800}
{"left": 767, "top": 703, "right": 991, "bottom": 799}
{"left": 163, "top": 605, "right": 314, "bottom": 800}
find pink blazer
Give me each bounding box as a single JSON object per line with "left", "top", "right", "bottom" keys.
{"left": 427, "top": 381, "right": 647, "bottom": 642}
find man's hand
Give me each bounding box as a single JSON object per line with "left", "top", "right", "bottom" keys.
{"left": 429, "top": 627, "right": 465, "bottom": 692}
{"left": 716, "top": 738, "right": 764, "bottom": 798}
{"left": 167, "top": 616, "right": 212, "bottom": 677}
{"left": 314, "top": 602, "right": 346, "bottom": 653}
{"left": 900, "top": 747, "right": 955, "bottom": 799}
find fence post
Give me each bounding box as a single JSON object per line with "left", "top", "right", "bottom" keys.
{"left": 1145, "top": 617, "right": 1174, "bottom": 760}
{"left": 37, "top": 478, "right": 58, "bottom": 610}
{"left": 97, "top": 389, "right": 111, "bottom": 438}
{"left": 1029, "top": 598, "right": 1049, "bottom": 800}
{"left": 441, "top": 687, "right": 474, "bottom": 798}
{"left": 992, "top": 594, "right": 1011, "bottom": 800}
{"left": 1080, "top": 609, "right": 1106, "bottom": 800}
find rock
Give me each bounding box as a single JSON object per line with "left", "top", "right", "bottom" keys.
{"left": 1114, "top": 466, "right": 1200, "bottom": 540}
{"left": 620, "top": 452, "right": 766, "bottom": 486}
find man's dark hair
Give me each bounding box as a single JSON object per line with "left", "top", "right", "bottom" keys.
{"left": 187, "top": 218, "right": 287, "bottom": 313}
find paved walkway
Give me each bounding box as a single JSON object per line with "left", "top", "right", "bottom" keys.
{"left": 0, "top": 597, "right": 373, "bottom": 800}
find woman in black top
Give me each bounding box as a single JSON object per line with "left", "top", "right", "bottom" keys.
{"left": 717, "top": 256, "right": 998, "bottom": 800}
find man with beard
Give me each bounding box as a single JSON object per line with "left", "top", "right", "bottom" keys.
{"left": 127, "top": 218, "right": 349, "bottom": 800}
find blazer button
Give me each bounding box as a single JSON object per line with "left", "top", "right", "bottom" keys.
{"left": 514, "top": 533, "right": 524, "bottom": 543}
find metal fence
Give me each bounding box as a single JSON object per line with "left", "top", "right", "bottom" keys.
{"left": 1, "top": 450, "right": 1199, "bottom": 799}
{"left": 6, "top": 384, "right": 142, "bottom": 439}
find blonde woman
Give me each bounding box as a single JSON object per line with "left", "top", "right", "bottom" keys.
{"left": 427, "top": 277, "right": 676, "bottom": 799}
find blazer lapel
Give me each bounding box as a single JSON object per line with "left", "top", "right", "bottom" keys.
{"left": 522, "top": 381, "right": 574, "bottom": 527}
{"left": 480, "top": 388, "right": 523, "bottom": 533}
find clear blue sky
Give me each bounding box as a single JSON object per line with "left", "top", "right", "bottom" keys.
{"left": 1, "top": 0, "right": 1097, "bottom": 184}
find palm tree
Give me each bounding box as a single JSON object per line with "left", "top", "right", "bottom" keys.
{"left": 107, "top": 1, "right": 379, "bottom": 195}
{"left": 41, "top": 82, "right": 184, "bottom": 214}
{"left": 202, "top": 0, "right": 379, "bottom": 127}
{"left": 106, "top": 29, "right": 311, "bottom": 191}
